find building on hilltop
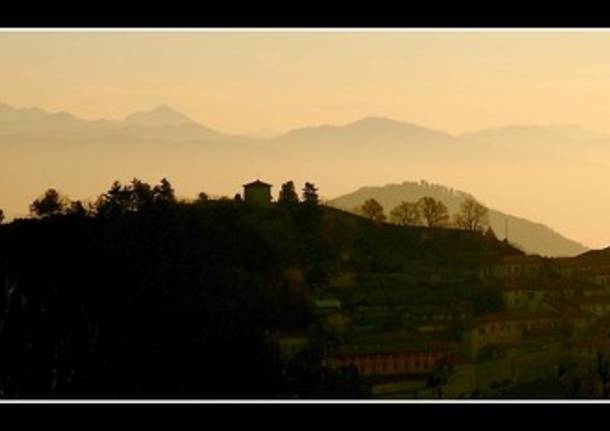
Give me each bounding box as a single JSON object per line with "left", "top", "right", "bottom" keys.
{"left": 243, "top": 179, "right": 272, "bottom": 205}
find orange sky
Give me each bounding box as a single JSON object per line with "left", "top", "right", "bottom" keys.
{"left": 3, "top": 30, "right": 610, "bottom": 136}
{"left": 4, "top": 30, "right": 610, "bottom": 249}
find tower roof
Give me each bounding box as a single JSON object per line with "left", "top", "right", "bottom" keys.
{"left": 243, "top": 179, "right": 272, "bottom": 188}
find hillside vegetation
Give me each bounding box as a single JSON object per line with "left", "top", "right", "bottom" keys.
{"left": 0, "top": 186, "right": 520, "bottom": 397}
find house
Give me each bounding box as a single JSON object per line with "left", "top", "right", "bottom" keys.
{"left": 542, "top": 298, "right": 598, "bottom": 335}
{"left": 400, "top": 303, "right": 473, "bottom": 334}
{"left": 482, "top": 255, "right": 546, "bottom": 279}
{"left": 326, "top": 332, "right": 454, "bottom": 377}
{"left": 571, "top": 336, "right": 610, "bottom": 380}
{"left": 463, "top": 311, "right": 561, "bottom": 357}
{"left": 581, "top": 266, "right": 610, "bottom": 289}
{"left": 571, "top": 296, "right": 610, "bottom": 317}
{"left": 243, "top": 179, "right": 272, "bottom": 205}
{"left": 501, "top": 278, "right": 593, "bottom": 311}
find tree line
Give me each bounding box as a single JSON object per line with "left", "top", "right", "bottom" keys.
{"left": 358, "top": 195, "right": 495, "bottom": 235}
{"left": 5, "top": 178, "right": 321, "bottom": 221}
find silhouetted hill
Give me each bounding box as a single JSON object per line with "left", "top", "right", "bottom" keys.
{"left": 328, "top": 181, "right": 588, "bottom": 257}
{"left": 0, "top": 198, "right": 520, "bottom": 397}
{"left": 573, "top": 246, "right": 610, "bottom": 263}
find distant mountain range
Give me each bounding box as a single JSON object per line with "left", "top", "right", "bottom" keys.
{"left": 0, "top": 101, "right": 606, "bottom": 255}
{"left": 328, "top": 181, "right": 588, "bottom": 258}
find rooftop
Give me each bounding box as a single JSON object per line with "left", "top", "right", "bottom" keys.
{"left": 497, "top": 255, "right": 546, "bottom": 265}
{"left": 501, "top": 278, "right": 598, "bottom": 291}
{"left": 475, "top": 311, "right": 560, "bottom": 325}
{"left": 331, "top": 331, "right": 453, "bottom": 356}
{"left": 572, "top": 336, "right": 610, "bottom": 350}
{"left": 243, "top": 179, "right": 272, "bottom": 188}
{"left": 571, "top": 296, "right": 610, "bottom": 306}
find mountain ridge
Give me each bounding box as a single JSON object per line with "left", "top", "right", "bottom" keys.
{"left": 0, "top": 101, "right": 606, "bottom": 253}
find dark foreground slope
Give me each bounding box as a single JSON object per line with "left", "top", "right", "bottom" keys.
{"left": 0, "top": 202, "right": 520, "bottom": 398}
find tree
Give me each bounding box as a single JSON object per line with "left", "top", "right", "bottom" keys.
{"left": 30, "top": 189, "right": 69, "bottom": 218}
{"left": 67, "top": 200, "right": 88, "bottom": 216}
{"left": 130, "top": 178, "right": 154, "bottom": 211}
{"left": 302, "top": 182, "right": 319, "bottom": 205}
{"left": 196, "top": 192, "right": 209, "bottom": 203}
{"left": 389, "top": 201, "right": 421, "bottom": 226}
{"left": 95, "top": 180, "right": 132, "bottom": 217}
{"left": 279, "top": 181, "right": 299, "bottom": 204}
{"left": 153, "top": 178, "right": 176, "bottom": 205}
{"left": 361, "top": 199, "right": 386, "bottom": 223}
{"left": 418, "top": 197, "right": 449, "bottom": 228}
{"left": 454, "top": 197, "right": 489, "bottom": 232}
{"left": 484, "top": 226, "right": 497, "bottom": 240}
{"left": 0, "top": 209, "right": 4, "bottom": 224}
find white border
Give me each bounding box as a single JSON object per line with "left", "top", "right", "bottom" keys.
{"left": 1, "top": 24, "right": 609, "bottom": 404}
{"left": 0, "top": 28, "right": 610, "bottom": 32}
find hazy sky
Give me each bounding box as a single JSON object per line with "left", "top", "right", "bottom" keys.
{"left": 3, "top": 30, "right": 610, "bottom": 135}
{"left": 5, "top": 30, "right": 610, "bottom": 250}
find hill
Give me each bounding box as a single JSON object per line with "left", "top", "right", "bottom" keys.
{"left": 328, "top": 181, "right": 588, "bottom": 257}
{"left": 0, "top": 197, "right": 522, "bottom": 397}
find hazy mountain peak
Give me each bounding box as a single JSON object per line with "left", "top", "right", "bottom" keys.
{"left": 348, "top": 116, "right": 447, "bottom": 135}
{"left": 49, "top": 111, "right": 79, "bottom": 120}
{"left": 124, "top": 104, "right": 195, "bottom": 127}
{"left": 0, "top": 101, "right": 48, "bottom": 122}
{"left": 350, "top": 116, "right": 402, "bottom": 126}
{"left": 276, "top": 115, "right": 451, "bottom": 143}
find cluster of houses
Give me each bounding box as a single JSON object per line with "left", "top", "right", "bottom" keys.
{"left": 275, "top": 250, "right": 610, "bottom": 398}
{"left": 247, "top": 177, "right": 610, "bottom": 397}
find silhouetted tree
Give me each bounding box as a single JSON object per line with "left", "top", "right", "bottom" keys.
{"left": 30, "top": 189, "right": 68, "bottom": 218}
{"left": 129, "top": 178, "right": 154, "bottom": 211}
{"left": 0, "top": 209, "right": 4, "bottom": 224}
{"left": 95, "top": 181, "right": 132, "bottom": 217}
{"left": 361, "top": 199, "right": 386, "bottom": 223}
{"left": 302, "top": 183, "right": 319, "bottom": 205}
{"left": 234, "top": 194, "right": 243, "bottom": 202}
{"left": 196, "top": 192, "right": 209, "bottom": 203}
{"left": 279, "top": 181, "right": 299, "bottom": 205}
{"left": 389, "top": 201, "right": 421, "bottom": 226}
{"left": 454, "top": 197, "right": 489, "bottom": 232}
{"left": 67, "top": 200, "right": 87, "bottom": 217}
{"left": 152, "top": 178, "right": 176, "bottom": 205}
{"left": 418, "top": 197, "right": 449, "bottom": 228}
{"left": 485, "top": 226, "right": 498, "bottom": 240}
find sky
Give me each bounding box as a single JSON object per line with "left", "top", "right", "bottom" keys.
{"left": 3, "top": 30, "right": 610, "bottom": 136}
{"left": 4, "top": 29, "right": 610, "bottom": 250}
